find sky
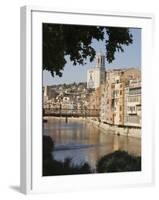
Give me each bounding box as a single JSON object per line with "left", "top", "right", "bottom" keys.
{"left": 43, "top": 28, "right": 141, "bottom": 86}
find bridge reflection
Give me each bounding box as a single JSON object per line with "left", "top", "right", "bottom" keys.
{"left": 43, "top": 108, "right": 100, "bottom": 117}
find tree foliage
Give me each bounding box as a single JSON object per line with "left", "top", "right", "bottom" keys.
{"left": 97, "top": 151, "right": 141, "bottom": 173}
{"left": 42, "top": 136, "right": 141, "bottom": 176}
{"left": 43, "top": 136, "right": 91, "bottom": 176}
{"left": 43, "top": 23, "right": 133, "bottom": 77}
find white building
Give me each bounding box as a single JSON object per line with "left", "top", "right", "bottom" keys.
{"left": 87, "top": 53, "right": 106, "bottom": 89}
{"left": 43, "top": 85, "right": 51, "bottom": 103}
{"left": 124, "top": 80, "right": 141, "bottom": 127}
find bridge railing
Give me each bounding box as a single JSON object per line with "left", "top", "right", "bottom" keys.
{"left": 43, "top": 108, "right": 100, "bottom": 117}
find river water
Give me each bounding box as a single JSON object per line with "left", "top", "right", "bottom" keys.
{"left": 43, "top": 117, "right": 141, "bottom": 170}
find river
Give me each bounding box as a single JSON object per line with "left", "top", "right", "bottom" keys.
{"left": 43, "top": 117, "right": 141, "bottom": 170}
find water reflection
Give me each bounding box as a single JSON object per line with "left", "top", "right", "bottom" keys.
{"left": 43, "top": 117, "right": 141, "bottom": 170}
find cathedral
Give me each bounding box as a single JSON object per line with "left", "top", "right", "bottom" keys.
{"left": 87, "top": 53, "right": 106, "bottom": 89}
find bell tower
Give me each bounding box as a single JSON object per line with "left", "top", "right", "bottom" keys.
{"left": 96, "top": 53, "right": 105, "bottom": 69}
{"left": 87, "top": 53, "right": 106, "bottom": 89}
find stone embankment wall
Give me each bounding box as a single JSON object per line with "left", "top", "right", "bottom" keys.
{"left": 87, "top": 118, "right": 141, "bottom": 138}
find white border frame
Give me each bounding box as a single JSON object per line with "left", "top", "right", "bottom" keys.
{"left": 20, "top": 6, "right": 154, "bottom": 194}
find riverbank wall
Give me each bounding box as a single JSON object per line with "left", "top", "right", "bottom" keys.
{"left": 86, "top": 118, "right": 141, "bottom": 138}
{"left": 43, "top": 116, "right": 141, "bottom": 138}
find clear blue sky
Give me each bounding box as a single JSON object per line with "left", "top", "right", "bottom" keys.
{"left": 43, "top": 28, "right": 141, "bottom": 86}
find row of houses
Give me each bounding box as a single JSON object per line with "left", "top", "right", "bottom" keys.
{"left": 43, "top": 53, "right": 141, "bottom": 128}
{"left": 43, "top": 83, "right": 90, "bottom": 112}
{"left": 88, "top": 68, "right": 141, "bottom": 127}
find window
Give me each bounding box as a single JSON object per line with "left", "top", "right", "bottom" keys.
{"left": 111, "top": 84, "right": 115, "bottom": 89}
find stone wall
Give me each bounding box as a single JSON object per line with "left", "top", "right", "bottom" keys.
{"left": 87, "top": 118, "right": 141, "bottom": 138}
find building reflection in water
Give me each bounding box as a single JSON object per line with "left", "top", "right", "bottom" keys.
{"left": 43, "top": 117, "right": 141, "bottom": 170}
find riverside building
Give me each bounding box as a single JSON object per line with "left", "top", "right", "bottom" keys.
{"left": 100, "top": 68, "right": 141, "bottom": 126}
{"left": 124, "top": 79, "right": 141, "bottom": 127}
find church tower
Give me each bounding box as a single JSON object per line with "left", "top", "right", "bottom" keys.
{"left": 87, "top": 53, "right": 106, "bottom": 89}
{"left": 96, "top": 53, "right": 105, "bottom": 69}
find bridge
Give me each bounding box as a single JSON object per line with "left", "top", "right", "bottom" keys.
{"left": 43, "top": 108, "right": 100, "bottom": 118}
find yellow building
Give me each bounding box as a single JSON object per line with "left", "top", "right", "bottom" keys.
{"left": 88, "top": 87, "right": 101, "bottom": 117}
{"left": 100, "top": 68, "right": 141, "bottom": 126}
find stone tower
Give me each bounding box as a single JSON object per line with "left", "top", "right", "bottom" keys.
{"left": 87, "top": 53, "right": 106, "bottom": 89}
{"left": 96, "top": 53, "right": 105, "bottom": 69}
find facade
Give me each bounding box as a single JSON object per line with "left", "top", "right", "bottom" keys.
{"left": 100, "top": 69, "right": 125, "bottom": 125}
{"left": 100, "top": 68, "right": 141, "bottom": 126}
{"left": 124, "top": 80, "right": 141, "bottom": 127}
{"left": 100, "top": 84, "right": 107, "bottom": 121}
{"left": 87, "top": 53, "right": 106, "bottom": 89}
{"left": 88, "top": 87, "right": 101, "bottom": 117}
{"left": 113, "top": 73, "right": 125, "bottom": 125}
{"left": 88, "top": 88, "right": 101, "bottom": 109}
